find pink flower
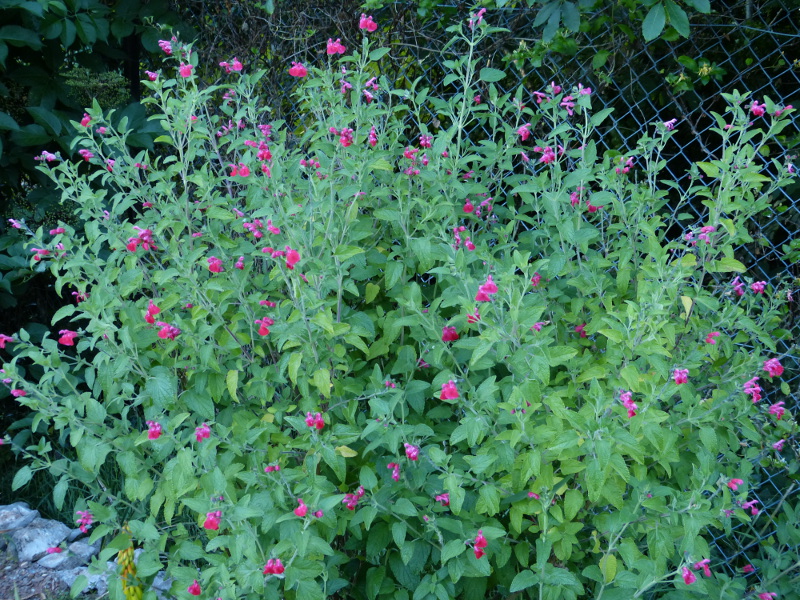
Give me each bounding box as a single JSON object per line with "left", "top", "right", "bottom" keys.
{"left": 727, "top": 478, "right": 744, "bottom": 491}
{"left": 144, "top": 300, "right": 161, "bottom": 324}
{"left": 146, "top": 421, "right": 162, "bottom": 440}
{"left": 575, "top": 323, "right": 587, "bottom": 338}
{"left": 435, "top": 493, "right": 450, "bottom": 506}
{"left": 517, "top": 123, "right": 531, "bottom": 141}
{"left": 235, "top": 256, "right": 244, "bottom": 270}
{"left": 742, "top": 499, "right": 760, "bottom": 515}
{"left": 78, "top": 149, "right": 94, "bottom": 161}
{"left": 692, "top": 559, "right": 712, "bottom": 578}
{"left": 663, "top": 118, "right": 678, "bottom": 130}
{"left": 463, "top": 200, "right": 474, "bottom": 213}
{"left": 672, "top": 368, "right": 689, "bottom": 385}
{"left": 80, "top": 113, "right": 92, "bottom": 127}
{"left": 467, "top": 311, "right": 480, "bottom": 324}
{"left": 10, "top": 389, "right": 26, "bottom": 398}
{"left": 289, "top": 62, "right": 308, "bottom": 77}
{"left": 404, "top": 443, "right": 419, "bottom": 461}
{"left": 763, "top": 358, "right": 783, "bottom": 377}
{"left": 342, "top": 486, "right": 365, "bottom": 510}
{"left": 742, "top": 564, "right": 755, "bottom": 574}
{"left": 207, "top": 256, "right": 224, "bottom": 273}
{"left": 58, "top": 330, "right": 79, "bottom": 346}
{"left": 156, "top": 322, "right": 181, "bottom": 340}
{"left": 46, "top": 547, "right": 62, "bottom": 554}
{"left": 195, "top": 423, "right": 211, "bottom": 442}
{"left": 75, "top": 510, "right": 93, "bottom": 534}
{"left": 768, "top": 401, "right": 785, "bottom": 420}
{"left": 263, "top": 558, "right": 285, "bottom": 575}
{"left": 682, "top": 566, "right": 696, "bottom": 585}
{"left": 0, "top": 334, "right": 14, "bottom": 349}
{"left": 157, "top": 39, "right": 172, "bottom": 54}
{"left": 773, "top": 439, "right": 785, "bottom": 451}
{"left": 705, "top": 331, "right": 720, "bottom": 344}
{"left": 294, "top": 498, "right": 308, "bottom": 517}
{"left": 203, "top": 510, "right": 221, "bottom": 530}
{"left": 744, "top": 377, "right": 762, "bottom": 403}
{"left": 255, "top": 317, "right": 274, "bottom": 336}
{"left": 368, "top": 126, "right": 378, "bottom": 147}
{"left": 531, "top": 322, "right": 545, "bottom": 332}
{"left": 731, "top": 276, "right": 745, "bottom": 297}
{"left": 531, "top": 272, "right": 541, "bottom": 287}
{"left": 475, "top": 275, "right": 498, "bottom": 302}
{"left": 757, "top": 593, "right": 777, "bottom": 600}
{"left": 750, "top": 281, "right": 767, "bottom": 294}
{"left": 440, "top": 380, "right": 459, "bottom": 400}
{"left": 750, "top": 100, "right": 766, "bottom": 117}
{"left": 528, "top": 492, "right": 540, "bottom": 499}
{"left": 620, "top": 391, "right": 637, "bottom": 418}
{"left": 145, "top": 70, "right": 159, "bottom": 81}
{"left": 285, "top": 247, "right": 301, "bottom": 270}
{"left": 387, "top": 462, "right": 400, "bottom": 481}
{"left": 179, "top": 63, "right": 193, "bottom": 78}
{"left": 473, "top": 530, "right": 488, "bottom": 559}
{"left": 327, "top": 38, "right": 346, "bottom": 54}
{"left": 187, "top": 580, "right": 201, "bottom": 596}
{"left": 305, "top": 412, "right": 324, "bottom": 430}
{"left": 441, "top": 326, "right": 459, "bottom": 342}
{"left": 359, "top": 14, "right": 378, "bottom": 32}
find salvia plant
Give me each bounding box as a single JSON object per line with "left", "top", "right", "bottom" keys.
{"left": 3, "top": 9, "right": 798, "bottom": 600}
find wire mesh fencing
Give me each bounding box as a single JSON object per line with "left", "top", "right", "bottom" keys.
{"left": 177, "top": 0, "right": 800, "bottom": 591}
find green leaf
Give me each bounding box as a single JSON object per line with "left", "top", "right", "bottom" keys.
{"left": 642, "top": 4, "right": 666, "bottom": 42}
{"left": 369, "top": 47, "right": 390, "bottom": 61}
{"left": 0, "top": 25, "right": 43, "bottom": 50}
{"left": 365, "top": 283, "right": 380, "bottom": 303}
{"left": 71, "top": 574, "right": 89, "bottom": 597}
{"left": 684, "top": 0, "right": 710, "bottom": 12}
{"left": 479, "top": 68, "right": 506, "bottom": 83}
{"left": 564, "top": 489, "right": 583, "bottom": 521}
{"left": 12, "top": 466, "right": 32, "bottom": 490}
{"left": 696, "top": 161, "right": 720, "bottom": 178}
{"left": 710, "top": 257, "right": 746, "bottom": 273}
{"left": 51, "top": 303, "right": 76, "bottom": 325}
{"left": 226, "top": 369, "right": 238, "bottom": 401}
{"left": 509, "top": 570, "right": 538, "bottom": 592}
{"left": 53, "top": 476, "right": 68, "bottom": 510}
{"left": 0, "top": 111, "right": 19, "bottom": 131}
{"left": 288, "top": 353, "right": 302, "bottom": 384}
{"left": 561, "top": 1, "right": 580, "bottom": 31}
{"left": 441, "top": 539, "right": 466, "bottom": 564}
{"left": 665, "top": 0, "right": 690, "bottom": 37}
{"left": 599, "top": 554, "right": 617, "bottom": 583}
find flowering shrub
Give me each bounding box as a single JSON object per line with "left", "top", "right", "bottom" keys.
{"left": 3, "top": 10, "right": 798, "bottom": 600}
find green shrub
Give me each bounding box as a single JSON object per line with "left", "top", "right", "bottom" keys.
{"left": 3, "top": 10, "right": 797, "bottom": 600}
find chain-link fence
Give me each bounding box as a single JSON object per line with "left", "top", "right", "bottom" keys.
{"left": 359, "top": 2, "right": 800, "bottom": 589}
{"left": 178, "top": 0, "right": 800, "bottom": 591}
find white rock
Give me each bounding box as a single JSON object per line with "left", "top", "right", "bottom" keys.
{"left": 11, "top": 517, "right": 71, "bottom": 562}
{"left": 0, "top": 502, "right": 40, "bottom": 532}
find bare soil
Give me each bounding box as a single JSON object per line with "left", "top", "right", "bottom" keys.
{"left": 0, "top": 551, "right": 70, "bottom": 600}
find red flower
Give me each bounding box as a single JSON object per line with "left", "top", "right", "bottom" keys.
{"left": 473, "top": 530, "right": 488, "bottom": 559}
{"left": 58, "top": 330, "right": 79, "bottom": 346}
{"left": 681, "top": 566, "right": 696, "bottom": 585}
{"left": 146, "top": 421, "right": 162, "bottom": 440}
{"left": 203, "top": 510, "right": 221, "bottom": 530}
{"left": 294, "top": 498, "right": 308, "bottom": 517}
{"left": 441, "top": 326, "right": 459, "bottom": 342}
{"left": 263, "top": 558, "right": 285, "bottom": 575}
{"left": 207, "top": 256, "right": 224, "bottom": 273}
{"left": 289, "top": 62, "right": 307, "bottom": 77}
{"left": 327, "top": 38, "right": 346, "bottom": 54}
{"left": 187, "top": 580, "right": 202, "bottom": 596}
{"left": 440, "top": 380, "right": 459, "bottom": 400}
{"left": 763, "top": 358, "right": 783, "bottom": 377}
{"left": 179, "top": 63, "right": 193, "bottom": 78}
{"left": 285, "top": 247, "right": 300, "bottom": 269}
{"left": 359, "top": 14, "right": 378, "bottom": 32}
